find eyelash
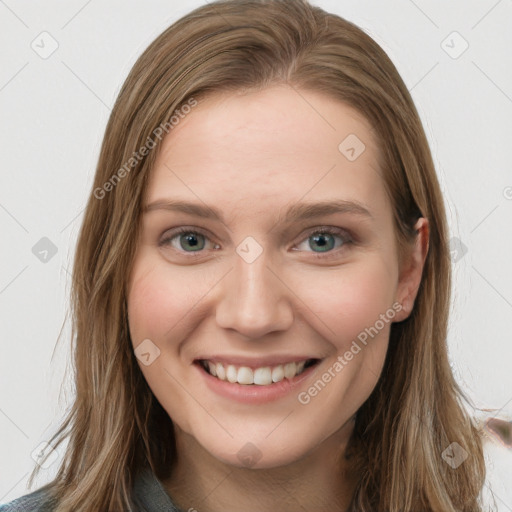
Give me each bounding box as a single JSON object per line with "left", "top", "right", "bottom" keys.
{"left": 159, "top": 226, "right": 354, "bottom": 260}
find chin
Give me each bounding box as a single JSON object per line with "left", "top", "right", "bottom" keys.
{"left": 194, "top": 430, "right": 319, "bottom": 471}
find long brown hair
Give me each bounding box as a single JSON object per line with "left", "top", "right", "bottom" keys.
{"left": 29, "top": 0, "right": 488, "bottom": 510}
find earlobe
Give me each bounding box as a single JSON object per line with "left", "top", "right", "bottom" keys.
{"left": 393, "top": 217, "right": 429, "bottom": 322}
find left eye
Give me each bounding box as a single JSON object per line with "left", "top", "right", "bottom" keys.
{"left": 294, "top": 228, "right": 352, "bottom": 254}
{"left": 159, "top": 227, "right": 352, "bottom": 257}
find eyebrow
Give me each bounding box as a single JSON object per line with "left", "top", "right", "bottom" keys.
{"left": 144, "top": 198, "right": 373, "bottom": 224}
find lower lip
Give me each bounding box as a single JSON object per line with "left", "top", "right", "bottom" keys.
{"left": 194, "top": 361, "right": 321, "bottom": 404}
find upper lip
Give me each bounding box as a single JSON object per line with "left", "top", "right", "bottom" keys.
{"left": 194, "top": 355, "right": 319, "bottom": 368}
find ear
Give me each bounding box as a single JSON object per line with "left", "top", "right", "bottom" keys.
{"left": 393, "top": 217, "right": 429, "bottom": 323}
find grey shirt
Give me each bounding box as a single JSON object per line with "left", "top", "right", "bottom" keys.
{"left": 0, "top": 467, "right": 183, "bottom": 511}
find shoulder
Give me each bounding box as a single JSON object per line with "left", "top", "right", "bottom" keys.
{"left": 0, "top": 487, "right": 57, "bottom": 512}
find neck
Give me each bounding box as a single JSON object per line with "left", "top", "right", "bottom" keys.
{"left": 162, "top": 420, "right": 357, "bottom": 512}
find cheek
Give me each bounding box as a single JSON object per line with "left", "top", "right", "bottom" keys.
{"left": 127, "top": 256, "right": 198, "bottom": 345}
{"left": 298, "top": 257, "right": 398, "bottom": 347}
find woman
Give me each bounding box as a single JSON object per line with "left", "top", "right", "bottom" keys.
{"left": 0, "top": 0, "right": 488, "bottom": 510}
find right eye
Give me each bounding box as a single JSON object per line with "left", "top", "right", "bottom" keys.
{"left": 159, "top": 227, "right": 220, "bottom": 255}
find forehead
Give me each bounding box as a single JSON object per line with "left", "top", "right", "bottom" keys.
{"left": 146, "top": 85, "right": 390, "bottom": 224}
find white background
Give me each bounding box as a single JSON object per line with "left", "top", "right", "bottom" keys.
{"left": 1, "top": 0, "right": 511, "bottom": 509}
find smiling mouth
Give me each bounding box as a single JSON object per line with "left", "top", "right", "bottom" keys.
{"left": 197, "top": 358, "right": 320, "bottom": 385}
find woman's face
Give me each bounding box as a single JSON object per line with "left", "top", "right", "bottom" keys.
{"left": 127, "top": 85, "right": 424, "bottom": 469}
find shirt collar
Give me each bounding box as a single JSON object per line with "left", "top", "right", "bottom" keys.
{"left": 132, "top": 466, "right": 184, "bottom": 512}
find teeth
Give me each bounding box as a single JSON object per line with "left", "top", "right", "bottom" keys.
{"left": 253, "top": 367, "right": 272, "bottom": 385}
{"left": 207, "top": 361, "right": 217, "bottom": 377}
{"left": 215, "top": 362, "right": 225, "bottom": 380}
{"left": 284, "top": 362, "right": 296, "bottom": 379}
{"left": 271, "top": 365, "right": 284, "bottom": 383}
{"left": 237, "top": 367, "right": 253, "bottom": 385}
{"left": 226, "top": 365, "right": 237, "bottom": 383}
{"left": 202, "top": 359, "right": 312, "bottom": 385}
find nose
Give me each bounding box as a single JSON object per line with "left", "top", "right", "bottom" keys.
{"left": 215, "top": 246, "right": 294, "bottom": 339}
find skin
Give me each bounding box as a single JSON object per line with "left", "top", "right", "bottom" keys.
{"left": 126, "top": 84, "right": 429, "bottom": 512}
